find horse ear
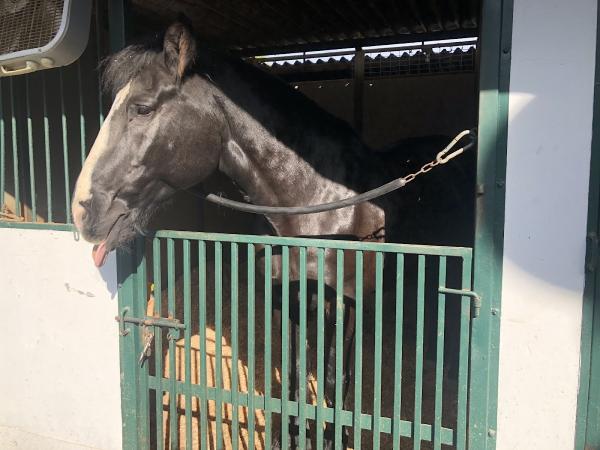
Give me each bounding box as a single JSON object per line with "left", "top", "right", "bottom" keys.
{"left": 163, "top": 17, "right": 197, "bottom": 82}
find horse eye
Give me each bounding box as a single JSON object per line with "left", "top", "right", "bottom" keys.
{"left": 135, "top": 104, "right": 153, "bottom": 116}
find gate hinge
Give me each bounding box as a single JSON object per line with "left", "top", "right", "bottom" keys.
{"left": 438, "top": 287, "right": 482, "bottom": 318}
{"left": 586, "top": 232, "right": 598, "bottom": 273}
{"left": 115, "top": 307, "right": 185, "bottom": 336}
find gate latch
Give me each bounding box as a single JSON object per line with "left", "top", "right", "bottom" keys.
{"left": 438, "top": 287, "right": 482, "bottom": 318}
{"left": 115, "top": 307, "right": 186, "bottom": 336}
{"left": 116, "top": 307, "right": 186, "bottom": 366}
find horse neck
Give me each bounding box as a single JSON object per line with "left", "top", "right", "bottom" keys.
{"left": 213, "top": 82, "right": 373, "bottom": 212}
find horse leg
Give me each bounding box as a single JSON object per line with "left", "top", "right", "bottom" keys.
{"left": 321, "top": 294, "right": 356, "bottom": 450}
{"left": 289, "top": 290, "right": 315, "bottom": 450}
{"left": 341, "top": 304, "right": 356, "bottom": 448}
{"left": 290, "top": 317, "right": 300, "bottom": 448}
{"left": 271, "top": 303, "right": 283, "bottom": 450}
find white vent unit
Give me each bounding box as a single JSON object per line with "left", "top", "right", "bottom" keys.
{"left": 0, "top": 0, "right": 92, "bottom": 77}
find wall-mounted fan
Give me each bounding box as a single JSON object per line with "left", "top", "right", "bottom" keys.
{"left": 0, "top": 0, "right": 92, "bottom": 77}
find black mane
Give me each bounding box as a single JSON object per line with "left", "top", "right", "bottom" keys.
{"left": 100, "top": 34, "right": 163, "bottom": 98}
{"left": 99, "top": 32, "right": 364, "bottom": 151}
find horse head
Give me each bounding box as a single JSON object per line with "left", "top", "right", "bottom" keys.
{"left": 72, "top": 21, "right": 225, "bottom": 266}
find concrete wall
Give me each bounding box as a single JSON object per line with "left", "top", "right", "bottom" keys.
{"left": 0, "top": 228, "right": 121, "bottom": 450}
{"left": 497, "top": 0, "right": 597, "bottom": 448}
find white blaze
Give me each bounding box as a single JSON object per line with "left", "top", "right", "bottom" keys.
{"left": 72, "top": 83, "right": 131, "bottom": 232}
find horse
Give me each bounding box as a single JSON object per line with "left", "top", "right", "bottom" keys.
{"left": 71, "top": 20, "right": 474, "bottom": 449}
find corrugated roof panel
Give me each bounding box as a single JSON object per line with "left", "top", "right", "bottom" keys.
{"left": 130, "top": 0, "right": 479, "bottom": 55}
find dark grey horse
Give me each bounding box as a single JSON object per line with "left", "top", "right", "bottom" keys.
{"left": 72, "top": 20, "right": 474, "bottom": 449}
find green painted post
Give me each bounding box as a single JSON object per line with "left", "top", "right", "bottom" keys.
{"left": 183, "top": 239, "right": 193, "bottom": 450}
{"left": 117, "top": 246, "right": 142, "bottom": 450}
{"left": 335, "top": 249, "right": 345, "bottom": 449}
{"left": 135, "top": 238, "right": 150, "bottom": 448}
{"left": 152, "top": 238, "right": 164, "bottom": 449}
{"left": 433, "top": 257, "right": 447, "bottom": 450}
{"left": 281, "top": 245, "right": 290, "bottom": 450}
{"left": 58, "top": 72, "right": 71, "bottom": 223}
{"left": 316, "top": 247, "right": 326, "bottom": 450}
{"left": 247, "top": 243, "right": 257, "bottom": 449}
{"left": 230, "top": 243, "right": 240, "bottom": 450}
{"left": 470, "top": 0, "right": 514, "bottom": 447}
{"left": 214, "top": 241, "right": 224, "bottom": 450}
{"left": 25, "top": 78, "right": 36, "bottom": 221}
{"left": 9, "top": 78, "right": 20, "bottom": 217}
{"left": 0, "top": 79, "right": 4, "bottom": 211}
{"left": 575, "top": 1, "right": 600, "bottom": 446}
{"left": 392, "top": 253, "right": 404, "bottom": 449}
{"left": 41, "top": 75, "right": 52, "bottom": 222}
{"left": 353, "top": 250, "right": 364, "bottom": 450}
{"left": 198, "top": 241, "right": 209, "bottom": 450}
{"left": 263, "top": 245, "right": 273, "bottom": 450}
{"left": 372, "top": 252, "right": 384, "bottom": 449}
{"left": 298, "top": 246, "right": 308, "bottom": 450}
{"left": 413, "top": 255, "right": 426, "bottom": 450}
{"left": 166, "top": 238, "right": 179, "bottom": 449}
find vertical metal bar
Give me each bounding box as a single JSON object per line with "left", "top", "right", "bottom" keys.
{"left": 95, "top": 0, "right": 105, "bottom": 125}
{"left": 214, "top": 241, "right": 224, "bottom": 450}
{"left": 413, "top": 255, "right": 426, "bottom": 450}
{"left": 25, "top": 77, "right": 36, "bottom": 221}
{"left": 0, "top": 79, "right": 5, "bottom": 210}
{"left": 230, "top": 243, "right": 240, "bottom": 450}
{"left": 247, "top": 243, "right": 256, "bottom": 450}
{"left": 433, "top": 257, "right": 447, "bottom": 450}
{"left": 116, "top": 248, "right": 141, "bottom": 449}
{"left": 77, "top": 61, "right": 87, "bottom": 166}
{"left": 316, "top": 248, "right": 325, "bottom": 450}
{"left": 392, "top": 253, "right": 405, "bottom": 449}
{"left": 9, "top": 78, "right": 20, "bottom": 216}
{"left": 281, "top": 245, "right": 290, "bottom": 450}
{"left": 167, "top": 238, "right": 178, "bottom": 450}
{"left": 457, "top": 255, "right": 472, "bottom": 450}
{"left": 353, "top": 251, "right": 364, "bottom": 450}
{"left": 42, "top": 75, "right": 52, "bottom": 222}
{"left": 135, "top": 238, "right": 150, "bottom": 448}
{"left": 335, "top": 249, "right": 345, "bottom": 450}
{"left": 198, "top": 241, "right": 209, "bottom": 450}
{"left": 263, "top": 245, "right": 273, "bottom": 450}
{"left": 183, "top": 240, "right": 193, "bottom": 450}
{"left": 298, "top": 247, "right": 308, "bottom": 450}
{"left": 372, "top": 252, "right": 384, "bottom": 449}
{"left": 58, "top": 72, "right": 71, "bottom": 223}
{"left": 152, "top": 238, "right": 164, "bottom": 450}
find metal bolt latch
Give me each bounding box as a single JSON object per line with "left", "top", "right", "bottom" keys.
{"left": 115, "top": 307, "right": 185, "bottom": 332}
{"left": 438, "top": 287, "right": 482, "bottom": 318}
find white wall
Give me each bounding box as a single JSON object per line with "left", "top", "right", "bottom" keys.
{"left": 497, "top": 1, "right": 597, "bottom": 449}
{"left": 0, "top": 228, "right": 122, "bottom": 450}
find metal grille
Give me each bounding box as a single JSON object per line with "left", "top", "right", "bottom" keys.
{"left": 0, "top": 0, "right": 65, "bottom": 55}
{"left": 118, "top": 232, "right": 476, "bottom": 449}
{"left": 364, "top": 47, "right": 476, "bottom": 79}
{"left": 0, "top": 0, "right": 106, "bottom": 224}
{"left": 251, "top": 42, "right": 477, "bottom": 82}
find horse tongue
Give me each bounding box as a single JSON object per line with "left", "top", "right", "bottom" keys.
{"left": 92, "top": 241, "right": 109, "bottom": 267}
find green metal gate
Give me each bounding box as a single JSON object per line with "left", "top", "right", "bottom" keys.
{"left": 116, "top": 231, "right": 478, "bottom": 449}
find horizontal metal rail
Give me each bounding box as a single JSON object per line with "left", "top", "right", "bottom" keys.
{"left": 146, "top": 376, "right": 456, "bottom": 445}
{"left": 153, "top": 229, "right": 472, "bottom": 256}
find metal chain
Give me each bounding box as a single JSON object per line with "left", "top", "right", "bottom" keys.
{"left": 401, "top": 129, "right": 473, "bottom": 186}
